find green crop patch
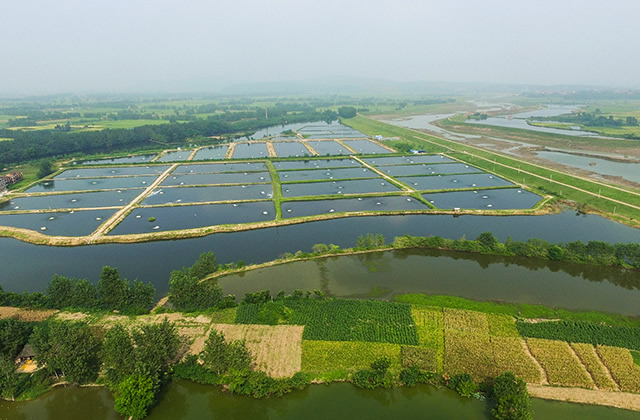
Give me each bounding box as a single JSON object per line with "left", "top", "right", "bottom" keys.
{"left": 301, "top": 340, "right": 401, "bottom": 373}
{"left": 516, "top": 320, "right": 640, "bottom": 351}
{"left": 235, "top": 298, "right": 419, "bottom": 345}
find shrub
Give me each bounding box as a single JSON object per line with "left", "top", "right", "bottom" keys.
{"left": 492, "top": 372, "right": 532, "bottom": 420}
{"left": 448, "top": 373, "right": 477, "bottom": 397}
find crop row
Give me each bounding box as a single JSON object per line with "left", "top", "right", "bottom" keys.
{"left": 301, "top": 340, "right": 401, "bottom": 373}
{"left": 491, "top": 337, "right": 542, "bottom": 384}
{"left": 516, "top": 320, "right": 640, "bottom": 351}
{"left": 596, "top": 345, "right": 640, "bottom": 393}
{"left": 444, "top": 331, "right": 498, "bottom": 381}
{"left": 236, "top": 298, "right": 419, "bottom": 345}
{"left": 411, "top": 307, "right": 444, "bottom": 371}
{"left": 526, "top": 338, "right": 594, "bottom": 388}
{"left": 401, "top": 345, "right": 438, "bottom": 372}
{"left": 570, "top": 343, "right": 619, "bottom": 391}
{"left": 487, "top": 313, "right": 519, "bottom": 338}
{"left": 443, "top": 308, "right": 489, "bottom": 335}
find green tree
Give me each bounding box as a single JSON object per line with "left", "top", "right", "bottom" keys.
{"left": 169, "top": 269, "right": 223, "bottom": 311}
{"left": 37, "top": 159, "right": 55, "bottom": 179}
{"left": 0, "top": 356, "right": 19, "bottom": 400}
{"left": 476, "top": 232, "right": 499, "bottom": 250}
{"left": 492, "top": 372, "right": 532, "bottom": 420}
{"left": 201, "top": 330, "right": 228, "bottom": 374}
{"left": 102, "top": 324, "right": 134, "bottom": 387}
{"left": 338, "top": 106, "right": 357, "bottom": 118}
{"left": 98, "top": 266, "right": 128, "bottom": 310}
{"left": 114, "top": 375, "right": 155, "bottom": 419}
{"left": 31, "top": 321, "right": 100, "bottom": 384}
{"left": 188, "top": 252, "right": 218, "bottom": 279}
{"left": 132, "top": 319, "right": 180, "bottom": 381}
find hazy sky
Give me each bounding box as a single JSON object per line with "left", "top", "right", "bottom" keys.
{"left": 3, "top": 0, "right": 639, "bottom": 94}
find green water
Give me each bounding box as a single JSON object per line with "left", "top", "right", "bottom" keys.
{"left": 1, "top": 381, "right": 638, "bottom": 420}
{"left": 218, "top": 249, "right": 640, "bottom": 316}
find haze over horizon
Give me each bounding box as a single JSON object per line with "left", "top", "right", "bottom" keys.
{"left": 3, "top": 0, "right": 639, "bottom": 95}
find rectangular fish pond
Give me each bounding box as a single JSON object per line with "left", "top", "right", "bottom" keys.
{"left": 272, "top": 141, "right": 312, "bottom": 158}
{"left": 79, "top": 154, "right": 157, "bottom": 165}
{"left": 281, "top": 195, "right": 427, "bottom": 218}
{"left": 54, "top": 165, "right": 170, "bottom": 179}
{"left": 278, "top": 167, "right": 377, "bottom": 182}
{"left": 307, "top": 141, "right": 351, "bottom": 155}
{"left": 423, "top": 188, "right": 542, "bottom": 210}
{"left": 192, "top": 145, "right": 228, "bottom": 160}
{"left": 376, "top": 163, "right": 482, "bottom": 177}
{"left": 363, "top": 155, "right": 454, "bottom": 165}
{"left": 0, "top": 189, "right": 143, "bottom": 211}
{"left": 281, "top": 178, "right": 401, "bottom": 197}
{"left": 342, "top": 139, "right": 392, "bottom": 154}
{"left": 109, "top": 201, "right": 275, "bottom": 234}
{"left": 0, "top": 209, "right": 116, "bottom": 236}
{"left": 141, "top": 185, "right": 273, "bottom": 205}
{"left": 155, "top": 150, "right": 192, "bottom": 162}
{"left": 160, "top": 172, "right": 271, "bottom": 186}
{"left": 25, "top": 176, "right": 160, "bottom": 193}
{"left": 231, "top": 143, "right": 269, "bottom": 159}
{"left": 273, "top": 158, "right": 360, "bottom": 170}
{"left": 172, "top": 162, "right": 267, "bottom": 174}
{"left": 397, "top": 173, "right": 514, "bottom": 191}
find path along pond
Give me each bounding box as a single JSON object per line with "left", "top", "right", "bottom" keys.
{"left": 1, "top": 380, "right": 638, "bottom": 420}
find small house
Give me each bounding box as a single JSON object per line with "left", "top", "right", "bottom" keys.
{"left": 15, "top": 344, "right": 35, "bottom": 364}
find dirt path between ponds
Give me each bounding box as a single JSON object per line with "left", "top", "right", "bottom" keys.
{"left": 528, "top": 384, "right": 640, "bottom": 412}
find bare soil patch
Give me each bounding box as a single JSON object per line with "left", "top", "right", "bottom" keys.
{"left": 205, "top": 323, "right": 304, "bottom": 378}
{"left": 528, "top": 384, "right": 640, "bottom": 412}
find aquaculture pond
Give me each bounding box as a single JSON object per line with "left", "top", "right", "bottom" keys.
{"left": 172, "top": 162, "right": 267, "bottom": 174}
{"left": 377, "top": 163, "right": 482, "bottom": 177}
{"left": 160, "top": 172, "right": 271, "bottom": 187}
{"left": 343, "top": 139, "right": 391, "bottom": 154}
{"left": 109, "top": 201, "right": 275, "bottom": 234}
{"left": 54, "top": 165, "right": 170, "bottom": 178}
{"left": 281, "top": 179, "right": 400, "bottom": 197}
{"left": 0, "top": 189, "right": 143, "bottom": 211}
{"left": 218, "top": 248, "right": 640, "bottom": 316}
{"left": 192, "top": 145, "right": 228, "bottom": 160}
{"left": 25, "top": 176, "right": 159, "bottom": 193}
{"left": 307, "top": 140, "right": 350, "bottom": 155}
{"left": 156, "top": 150, "right": 192, "bottom": 162}
{"left": 281, "top": 195, "right": 427, "bottom": 218}
{"left": 142, "top": 185, "right": 273, "bottom": 205}
{"left": 79, "top": 154, "right": 157, "bottom": 165}
{"left": 364, "top": 155, "right": 455, "bottom": 165}
{"left": 2, "top": 380, "right": 638, "bottom": 420}
{"left": 272, "top": 141, "right": 311, "bottom": 157}
{"left": 278, "top": 167, "right": 377, "bottom": 182}
{"left": 2, "top": 211, "right": 640, "bottom": 294}
{"left": 231, "top": 143, "right": 269, "bottom": 159}
{"left": 397, "top": 173, "right": 514, "bottom": 191}
{"left": 0, "top": 209, "right": 116, "bottom": 236}
{"left": 423, "top": 188, "right": 542, "bottom": 210}
{"left": 273, "top": 158, "right": 359, "bottom": 170}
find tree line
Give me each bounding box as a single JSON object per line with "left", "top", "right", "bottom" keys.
{"left": 0, "top": 104, "right": 337, "bottom": 167}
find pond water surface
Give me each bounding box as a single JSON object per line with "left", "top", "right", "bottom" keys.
{"left": 281, "top": 195, "right": 426, "bottom": 218}
{"left": 0, "top": 209, "right": 116, "bottom": 236}
{"left": 54, "top": 165, "right": 169, "bottom": 178}
{"left": 279, "top": 167, "right": 376, "bottom": 182}
{"left": 397, "top": 173, "right": 513, "bottom": 190}
{"left": 231, "top": 143, "right": 269, "bottom": 159}
{"left": 26, "top": 176, "right": 158, "bottom": 193}
{"left": 160, "top": 172, "right": 270, "bottom": 186}
{"left": 281, "top": 179, "right": 400, "bottom": 197}
{"left": 109, "top": 201, "right": 275, "bottom": 234}
{"left": 192, "top": 146, "right": 228, "bottom": 160}
{"left": 1, "top": 380, "right": 637, "bottom": 420}
{"left": 423, "top": 188, "right": 542, "bottom": 209}
{"left": 307, "top": 140, "right": 349, "bottom": 155}
{"left": 0, "top": 189, "right": 142, "bottom": 210}
{"left": 142, "top": 185, "right": 272, "bottom": 205}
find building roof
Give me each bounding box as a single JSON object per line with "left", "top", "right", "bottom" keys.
{"left": 16, "top": 344, "right": 35, "bottom": 359}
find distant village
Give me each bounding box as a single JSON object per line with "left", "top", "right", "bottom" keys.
{"left": 0, "top": 171, "right": 23, "bottom": 194}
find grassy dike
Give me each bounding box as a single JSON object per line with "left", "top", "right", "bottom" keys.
{"left": 343, "top": 116, "right": 640, "bottom": 228}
